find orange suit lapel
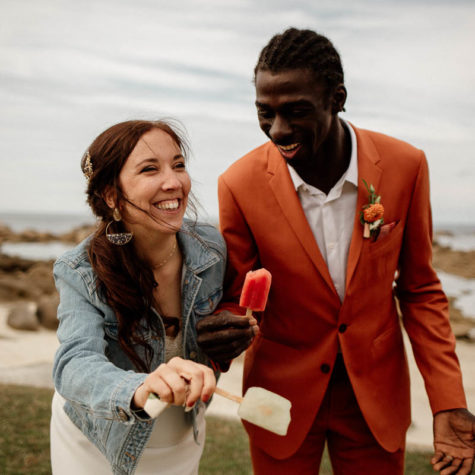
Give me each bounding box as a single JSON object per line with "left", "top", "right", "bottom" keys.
{"left": 345, "top": 126, "right": 383, "bottom": 290}
{"left": 266, "top": 144, "right": 338, "bottom": 296}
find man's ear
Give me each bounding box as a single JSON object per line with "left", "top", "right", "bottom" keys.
{"left": 332, "top": 84, "right": 347, "bottom": 114}
{"left": 103, "top": 186, "right": 117, "bottom": 210}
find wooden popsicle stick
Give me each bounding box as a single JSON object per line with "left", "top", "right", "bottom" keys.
{"left": 245, "top": 308, "right": 253, "bottom": 319}
{"left": 145, "top": 386, "right": 246, "bottom": 418}
{"left": 214, "top": 386, "right": 244, "bottom": 404}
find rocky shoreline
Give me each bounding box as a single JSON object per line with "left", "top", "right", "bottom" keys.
{"left": 0, "top": 221, "right": 474, "bottom": 340}
{"left": 0, "top": 222, "right": 96, "bottom": 331}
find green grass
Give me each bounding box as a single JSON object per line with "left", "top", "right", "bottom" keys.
{"left": 0, "top": 384, "right": 52, "bottom": 474}
{"left": 0, "top": 384, "right": 434, "bottom": 474}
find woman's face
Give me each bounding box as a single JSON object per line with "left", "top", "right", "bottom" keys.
{"left": 115, "top": 128, "right": 191, "bottom": 236}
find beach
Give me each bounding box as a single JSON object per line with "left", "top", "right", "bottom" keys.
{"left": 0, "top": 220, "right": 474, "bottom": 451}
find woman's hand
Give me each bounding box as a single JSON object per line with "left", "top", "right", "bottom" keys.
{"left": 133, "top": 357, "right": 216, "bottom": 410}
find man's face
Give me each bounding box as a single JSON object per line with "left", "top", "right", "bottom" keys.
{"left": 255, "top": 68, "right": 335, "bottom": 166}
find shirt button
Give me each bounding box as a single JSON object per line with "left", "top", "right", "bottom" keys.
{"left": 118, "top": 408, "right": 129, "bottom": 422}
{"left": 338, "top": 324, "right": 347, "bottom": 333}
{"left": 189, "top": 351, "right": 197, "bottom": 360}
{"left": 320, "top": 364, "right": 331, "bottom": 374}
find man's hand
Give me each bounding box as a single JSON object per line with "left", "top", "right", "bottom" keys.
{"left": 196, "top": 310, "right": 259, "bottom": 367}
{"left": 431, "top": 408, "right": 475, "bottom": 474}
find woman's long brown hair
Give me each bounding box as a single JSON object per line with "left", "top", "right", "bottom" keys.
{"left": 81, "top": 119, "right": 193, "bottom": 372}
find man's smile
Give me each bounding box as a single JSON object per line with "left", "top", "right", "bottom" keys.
{"left": 276, "top": 142, "right": 301, "bottom": 159}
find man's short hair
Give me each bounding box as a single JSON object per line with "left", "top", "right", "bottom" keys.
{"left": 254, "top": 28, "right": 345, "bottom": 98}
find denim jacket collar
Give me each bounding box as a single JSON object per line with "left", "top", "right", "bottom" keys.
{"left": 178, "top": 220, "right": 220, "bottom": 274}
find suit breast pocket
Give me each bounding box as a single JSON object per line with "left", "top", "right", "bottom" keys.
{"left": 361, "top": 221, "right": 404, "bottom": 282}
{"left": 365, "top": 220, "right": 403, "bottom": 259}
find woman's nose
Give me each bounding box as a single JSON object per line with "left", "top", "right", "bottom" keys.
{"left": 161, "top": 168, "right": 181, "bottom": 190}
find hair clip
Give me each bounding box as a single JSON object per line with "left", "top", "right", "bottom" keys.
{"left": 83, "top": 151, "right": 93, "bottom": 181}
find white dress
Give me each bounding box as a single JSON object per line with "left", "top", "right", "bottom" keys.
{"left": 50, "top": 332, "right": 206, "bottom": 474}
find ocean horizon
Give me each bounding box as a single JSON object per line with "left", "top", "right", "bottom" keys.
{"left": 0, "top": 210, "right": 474, "bottom": 235}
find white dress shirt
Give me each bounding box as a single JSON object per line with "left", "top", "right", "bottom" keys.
{"left": 287, "top": 120, "right": 358, "bottom": 301}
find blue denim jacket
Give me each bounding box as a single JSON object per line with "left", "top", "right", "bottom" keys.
{"left": 52, "top": 220, "right": 226, "bottom": 475}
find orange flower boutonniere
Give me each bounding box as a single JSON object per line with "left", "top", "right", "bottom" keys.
{"left": 360, "top": 180, "right": 384, "bottom": 240}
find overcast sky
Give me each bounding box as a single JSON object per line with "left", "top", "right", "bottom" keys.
{"left": 1, "top": 0, "right": 474, "bottom": 225}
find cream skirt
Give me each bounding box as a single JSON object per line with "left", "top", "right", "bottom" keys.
{"left": 50, "top": 391, "right": 206, "bottom": 474}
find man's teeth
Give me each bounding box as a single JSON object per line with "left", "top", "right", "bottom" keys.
{"left": 155, "top": 200, "right": 179, "bottom": 210}
{"left": 279, "top": 143, "right": 300, "bottom": 151}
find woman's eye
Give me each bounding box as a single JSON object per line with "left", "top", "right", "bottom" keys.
{"left": 174, "top": 162, "right": 186, "bottom": 169}
{"left": 140, "top": 166, "right": 157, "bottom": 173}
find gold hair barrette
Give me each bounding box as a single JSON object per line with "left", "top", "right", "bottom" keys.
{"left": 83, "top": 151, "right": 93, "bottom": 181}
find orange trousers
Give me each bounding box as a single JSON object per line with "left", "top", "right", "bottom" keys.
{"left": 250, "top": 354, "right": 405, "bottom": 474}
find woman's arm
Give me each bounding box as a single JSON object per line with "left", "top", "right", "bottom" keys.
{"left": 52, "top": 259, "right": 146, "bottom": 423}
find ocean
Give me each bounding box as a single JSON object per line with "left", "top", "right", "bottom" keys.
{"left": 0, "top": 211, "right": 95, "bottom": 234}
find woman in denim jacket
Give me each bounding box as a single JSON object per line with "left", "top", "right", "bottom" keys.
{"left": 50, "top": 119, "right": 226, "bottom": 475}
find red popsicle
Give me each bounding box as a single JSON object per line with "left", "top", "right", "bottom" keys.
{"left": 239, "top": 268, "right": 272, "bottom": 318}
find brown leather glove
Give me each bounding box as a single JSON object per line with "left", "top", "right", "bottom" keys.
{"left": 196, "top": 310, "right": 259, "bottom": 368}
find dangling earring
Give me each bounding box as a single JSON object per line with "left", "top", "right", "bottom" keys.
{"left": 112, "top": 207, "right": 121, "bottom": 222}
{"left": 106, "top": 208, "right": 133, "bottom": 245}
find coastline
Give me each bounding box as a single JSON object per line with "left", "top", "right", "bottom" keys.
{"left": 0, "top": 218, "right": 474, "bottom": 452}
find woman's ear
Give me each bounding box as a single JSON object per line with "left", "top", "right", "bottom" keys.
{"left": 103, "top": 186, "right": 117, "bottom": 210}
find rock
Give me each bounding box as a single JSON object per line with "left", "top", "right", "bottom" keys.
{"left": 0, "top": 253, "right": 39, "bottom": 272}
{"left": 0, "top": 222, "right": 14, "bottom": 244}
{"left": 37, "top": 293, "right": 59, "bottom": 330}
{"left": 7, "top": 301, "right": 39, "bottom": 331}
{"left": 25, "top": 262, "right": 55, "bottom": 295}
{"left": 0, "top": 273, "right": 43, "bottom": 300}
{"left": 59, "top": 224, "right": 95, "bottom": 244}
{"left": 0, "top": 260, "right": 55, "bottom": 304}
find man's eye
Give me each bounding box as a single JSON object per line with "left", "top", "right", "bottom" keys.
{"left": 291, "top": 108, "right": 308, "bottom": 117}
{"left": 257, "top": 109, "right": 273, "bottom": 119}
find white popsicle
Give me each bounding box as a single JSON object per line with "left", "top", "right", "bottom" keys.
{"left": 215, "top": 386, "right": 292, "bottom": 436}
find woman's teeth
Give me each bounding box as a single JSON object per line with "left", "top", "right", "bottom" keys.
{"left": 155, "top": 199, "right": 179, "bottom": 210}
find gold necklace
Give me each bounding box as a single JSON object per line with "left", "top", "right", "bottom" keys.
{"left": 154, "top": 239, "right": 178, "bottom": 269}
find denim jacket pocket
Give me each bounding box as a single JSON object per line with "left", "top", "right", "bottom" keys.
{"left": 193, "top": 288, "right": 223, "bottom": 316}
{"left": 103, "top": 321, "right": 158, "bottom": 371}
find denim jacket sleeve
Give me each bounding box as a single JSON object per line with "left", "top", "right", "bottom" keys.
{"left": 52, "top": 257, "right": 146, "bottom": 425}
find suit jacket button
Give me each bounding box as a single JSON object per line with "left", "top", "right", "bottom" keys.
{"left": 320, "top": 364, "right": 331, "bottom": 374}
{"left": 338, "top": 324, "right": 347, "bottom": 333}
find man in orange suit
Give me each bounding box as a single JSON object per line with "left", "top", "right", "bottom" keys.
{"left": 196, "top": 28, "right": 475, "bottom": 474}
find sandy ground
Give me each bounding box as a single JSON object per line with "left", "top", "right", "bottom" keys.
{"left": 1, "top": 304, "right": 474, "bottom": 452}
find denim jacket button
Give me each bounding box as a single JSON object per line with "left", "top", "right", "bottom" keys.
{"left": 118, "top": 408, "right": 129, "bottom": 422}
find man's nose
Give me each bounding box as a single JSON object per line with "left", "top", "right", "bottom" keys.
{"left": 269, "top": 115, "right": 292, "bottom": 142}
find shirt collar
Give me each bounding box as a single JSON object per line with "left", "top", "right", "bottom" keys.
{"left": 287, "top": 118, "right": 358, "bottom": 192}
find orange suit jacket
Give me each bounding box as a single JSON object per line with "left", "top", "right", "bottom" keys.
{"left": 217, "top": 125, "right": 467, "bottom": 459}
